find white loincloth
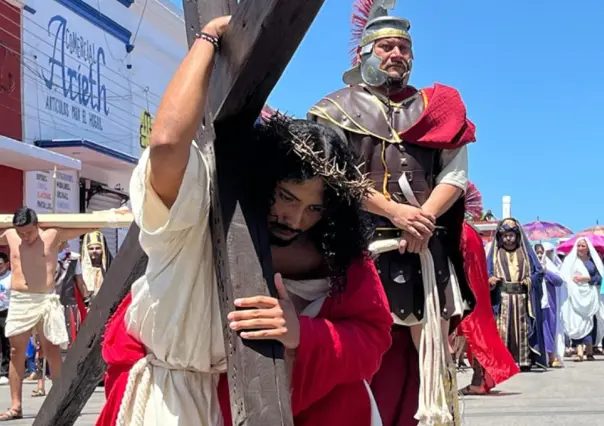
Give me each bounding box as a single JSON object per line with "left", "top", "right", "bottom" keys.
{"left": 5, "top": 291, "right": 69, "bottom": 348}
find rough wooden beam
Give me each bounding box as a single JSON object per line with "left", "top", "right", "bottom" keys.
{"left": 33, "top": 225, "right": 148, "bottom": 426}
{"left": 0, "top": 211, "right": 133, "bottom": 229}
{"left": 184, "top": 0, "right": 327, "bottom": 126}
{"left": 183, "top": 1, "right": 325, "bottom": 424}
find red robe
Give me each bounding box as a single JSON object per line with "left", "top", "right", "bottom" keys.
{"left": 371, "top": 83, "right": 476, "bottom": 426}
{"left": 458, "top": 222, "right": 519, "bottom": 390}
{"left": 96, "top": 257, "right": 393, "bottom": 426}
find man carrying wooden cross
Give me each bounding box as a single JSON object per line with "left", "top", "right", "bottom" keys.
{"left": 96, "top": 15, "right": 392, "bottom": 426}
{"left": 0, "top": 207, "right": 125, "bottom": 421}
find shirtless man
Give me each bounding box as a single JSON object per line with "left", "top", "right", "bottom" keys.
{"left": 0, "top": 207, "right": 98, "bottom": 421}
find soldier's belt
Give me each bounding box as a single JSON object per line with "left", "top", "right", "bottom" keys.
{"left": 500, "top": 282, "right": 527, "bottom": 294}
{"left": 375, "top": 226, "right": 447, "bottom": 240}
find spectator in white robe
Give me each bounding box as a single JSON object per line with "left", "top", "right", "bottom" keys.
{"left": 560, "top": 238, "right": 604, "bottom": 361}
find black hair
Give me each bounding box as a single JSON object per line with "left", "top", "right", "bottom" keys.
{"left": 0, "top": 253, "right": 8, "bottom": 263}
{"left": 244, "top": 117, "right": 373, "bottom": 291}
{"left": 534, "top": 243, "right": 544, "bottom": 252}
{"left": 12, "top": 207, "right": 38, "bottom": 227}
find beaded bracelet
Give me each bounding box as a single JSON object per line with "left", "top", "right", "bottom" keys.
{"left": 197, "top": 32, "right": 220, "bottom": 51}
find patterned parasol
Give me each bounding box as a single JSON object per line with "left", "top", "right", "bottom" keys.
{"left": 576, "top": 224, "right": 604, "bottom": 236}
{"left": 557, "top": 234, "right": 604, "bottom": 256}
{"left": 464, "top": 180, "right": 483, "bottom": 220}
{"left": 522, "top": 219, "right": 573, "bottom": 241}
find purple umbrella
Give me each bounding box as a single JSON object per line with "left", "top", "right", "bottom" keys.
{"left": 522, "top": 219, "right": 573, "bottom": 241}
{"left": 557, "top": 234, "right": 604, "bottom": 256}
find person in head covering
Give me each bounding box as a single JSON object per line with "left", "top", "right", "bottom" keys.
{"left": 534, "top": 243, "right": 565, "bottom": 367}
{"left": 541, "top": 242, "right": 563, "bottom": 268}
{"left": 81, "top": 231, "right": 113, "bottom": 299}
{"left": 308, "top": 1, "right": 477, "bottom": 424}
{"left": 560, "top": 237, "right": 604, "bottom": 361}
{"left": 487, "top": 218, "right": 546, "bottom": 371}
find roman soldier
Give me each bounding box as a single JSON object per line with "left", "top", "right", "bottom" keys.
{"left": 308, "top": 0, "right": 477, "bottom": 424}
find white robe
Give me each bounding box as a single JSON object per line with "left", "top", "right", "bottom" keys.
{"left": 560, "top": 239, "right": 604, "bottom": 343}
{"left": 118, "top": 144, "right": 227, "bottom": 426}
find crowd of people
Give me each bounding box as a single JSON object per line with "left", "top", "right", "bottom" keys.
{"left": 456, "top": 219, "right": 604, "bottom": 397}
{"left": 0, "top": 210, "right": 115, "bottom": 421}
{"left": 0, "top": 2, "right": 599, "bottom": 426}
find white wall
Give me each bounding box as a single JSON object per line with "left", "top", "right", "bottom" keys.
{"left": 21, "top": 0, "right": 186, "bottom": 160}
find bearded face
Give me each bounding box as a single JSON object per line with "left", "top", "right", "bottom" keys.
{"left": 268, "top": 177, "right": 325, "bottom": 246}
{"left": 88, "top": 244, "right": 103, "bottom": 265}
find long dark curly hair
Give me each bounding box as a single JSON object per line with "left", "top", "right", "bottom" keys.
{"left": 243, "top": 116, "right": 374, "bottom": 291}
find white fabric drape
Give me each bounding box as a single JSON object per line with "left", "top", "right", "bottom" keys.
{"left": 560, "top": 238, "right": 604, "bottom": 343}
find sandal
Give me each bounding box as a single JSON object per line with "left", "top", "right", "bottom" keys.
{"left": 0, "top": 408, "right": 23, "bottom": 421}
{"left": 31, "top": 389, "right": 46, "bottom": 397}
{"left": 460, "top": 385, "right": 488, "bottom": 396}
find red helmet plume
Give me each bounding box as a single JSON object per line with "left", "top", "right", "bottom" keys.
{"left": 349, "top": 0, "right": 375, "bottom": 64}
{"left": 465, "top": 180, "right": 484, "bottom": 220}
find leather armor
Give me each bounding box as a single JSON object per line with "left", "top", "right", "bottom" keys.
{"left": 309, "top": 85, "right": 474, "bottom": 322}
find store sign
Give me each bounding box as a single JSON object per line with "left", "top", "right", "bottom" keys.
{"left": 23, "top": 3, "right": 133, "bottom": 155}
{"left": 42, "top": 15, "right": 109, "bottom": 131}
{"left": 24, "top": 170, "right": 79, "bottom": 214}
{"left": 139, "top": 110, "right": 153, "bottom": 149}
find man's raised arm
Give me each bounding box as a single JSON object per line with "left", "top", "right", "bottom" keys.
{"left": 148, "top": 16, "right": 230, "bottom": 209}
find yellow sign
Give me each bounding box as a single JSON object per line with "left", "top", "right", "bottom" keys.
{"left": 139, "top": 110, "right": 153, "bottom": 149}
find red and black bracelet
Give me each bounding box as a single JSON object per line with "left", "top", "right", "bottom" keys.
{"left": 197, "top": 32, "right": 220, "bottom": 51}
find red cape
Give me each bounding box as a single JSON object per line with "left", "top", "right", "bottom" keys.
{"left": 96, "top": 257, "right": 393, "bottom": 426}
{"left": 74, "top": 281, "right": 88, "bottom": 323}
{"left": 392, "top": 83, "right": 476, "bottom": 150}
{"left": 458, "top": 222, "right": 519, "bottom": 388}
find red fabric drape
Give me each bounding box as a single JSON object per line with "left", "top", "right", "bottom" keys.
{"left": 458, "top": 222, "right": 519, "bottom": 387}
{"left": 391, "top": 83, "right": 476, "bottom": 150}
{"left": 74, "top": 281, "right": 88, "bottom": 324}
{"left": 96, "top": 257, "right": 392, "bottom": 426}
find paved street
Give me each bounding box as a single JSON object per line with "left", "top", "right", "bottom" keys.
{"left": 460, "top": 358, "right": 604, "bottom": 426}
{"left": 1, "top": 358, "right": 603, "bottom": 425}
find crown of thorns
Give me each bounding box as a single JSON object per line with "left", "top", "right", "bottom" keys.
{"left": 261, "top": 112, "right": 373, "bottom": 203}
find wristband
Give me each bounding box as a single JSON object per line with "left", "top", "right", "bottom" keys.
{"left": 197, "top": 32, "right": 220, "bottom": 51}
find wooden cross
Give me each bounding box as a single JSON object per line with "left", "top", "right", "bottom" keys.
{"left": 32, "top": 0, "right": 325, "bottom": 425}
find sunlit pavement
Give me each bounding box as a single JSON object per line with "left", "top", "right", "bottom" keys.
{"left": 459, "top": 357, "right": 604, "bottom": 426}
{"left": 3, "top": 357, "right": 604, "bottom": 425}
